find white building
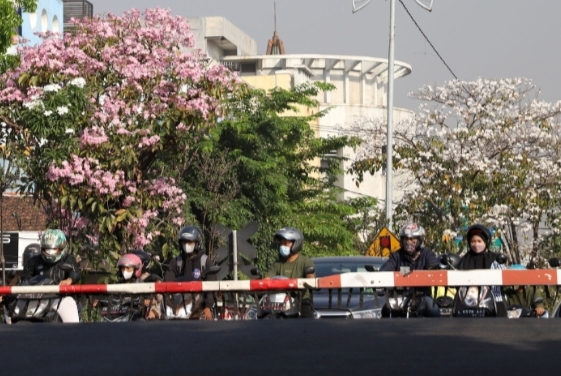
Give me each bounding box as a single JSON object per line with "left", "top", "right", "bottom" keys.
{"left": 190, "top": 17, "right": 415, "bottom": 208}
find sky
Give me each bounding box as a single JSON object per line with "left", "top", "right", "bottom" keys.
{"left": 90, "top": 0, "right": 561, "bottom": 113}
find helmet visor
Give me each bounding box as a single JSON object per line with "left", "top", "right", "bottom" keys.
{"left": 42, "top": 248, "right": 62, "bottom": 256}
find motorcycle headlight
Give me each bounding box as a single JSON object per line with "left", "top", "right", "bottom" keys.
{"left": 351, "top": 308, "right": 382, "bottom": 319}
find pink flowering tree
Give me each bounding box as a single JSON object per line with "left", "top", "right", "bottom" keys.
{"left": 0, "top": 8, "right": 240, "bottom": 263}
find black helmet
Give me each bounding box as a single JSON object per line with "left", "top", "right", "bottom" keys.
{"left": 466, "top": 224, "right": 491, "bottom": 248}
{"left": 274, "top": 227, "right": 304, "bottom": 253}
{"left": 130, "top": 250, "right": 151, "bottom": 273}
{"left": 23, "top": 243, "right": 41, "bottom": 268}
{"left": 177, "top": 226, "right": 203, "bottom": 252}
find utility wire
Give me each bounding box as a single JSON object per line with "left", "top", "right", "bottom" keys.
{"left": 398, "top": 0, "right": 458, "bottom": 80}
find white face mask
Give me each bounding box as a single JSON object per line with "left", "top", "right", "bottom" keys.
{"left": 471, "top": 243, "right": 486, "bottom": 254}
{"left": 279, "top": 245, "right": 291, "bottom": 257}
{"left": 182, "top": 243, "right": 195, "bottom": 254}
{"left": 122, "top": 270, "right": 134, "bottom": 280}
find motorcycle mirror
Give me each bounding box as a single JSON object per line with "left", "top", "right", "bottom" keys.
{"left": 439, "top": 254, "right": 449, "bottom": 265}
{"left": 59, "top": 263, "right": 74, "bottom": 271}
{"left": 303, "top": 266, "right": 315, "bottom": 276}
{"left": 496, "top": 254, "right": 508, "bottom": 265}
{"left": 549, "top": 258, "right": 560, "bottom": 267}
{"left": 364, "top": 265, "right": 377, "bottom": 272}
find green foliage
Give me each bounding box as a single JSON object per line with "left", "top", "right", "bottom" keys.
{"left": 181, "top": 82, "right": 364, "bottom": 271}
{"left": 0, "top": 0, "right": 37, "bottom": 54}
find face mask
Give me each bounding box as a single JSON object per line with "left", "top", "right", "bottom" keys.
{"left": 279, "top": 245, "right": 291, "bottom": 257}
{"left": 403, "top": 239, "right": 418, "bottom": 254}
{"left": 471, "top": 243, "right": 486, "bottom": 254}
{"left": 182, "top": 243, "right": 195, "bottom": 254}
{"left": 122, "top": 270, "right": 134, "bottom": 280}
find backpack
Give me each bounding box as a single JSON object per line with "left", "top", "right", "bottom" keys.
{"left": 176, "top": 254, "right": 207, "bottom": 278}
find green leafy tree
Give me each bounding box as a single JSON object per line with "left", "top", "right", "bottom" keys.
{"left": 182, "top": 82, "right": 363, "bottom": 272}
{"left": 0, "top": 1, "right": 37, "bottom": 72}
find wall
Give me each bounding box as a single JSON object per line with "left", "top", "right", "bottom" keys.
{"left": 20, "top": 0, "right": 64, "bottom": 46}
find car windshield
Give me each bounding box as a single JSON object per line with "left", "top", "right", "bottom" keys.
{"left": 316, "top": 263, "right": 371, "bottom": 277}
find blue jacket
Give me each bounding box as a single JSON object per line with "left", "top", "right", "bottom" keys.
{"left": 379, "top": 247, "right": 439, "bottom": 272}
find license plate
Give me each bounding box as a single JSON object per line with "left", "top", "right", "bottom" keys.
{"left": 455, "top": 308, "right": 488, "bottom": 317}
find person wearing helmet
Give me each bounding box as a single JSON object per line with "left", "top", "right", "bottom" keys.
{"left": 117, "top": 253, "right": 144, "bottom": 283}
{"left": 503, "top": 264, "right": 546, "bottom": 317}
{"left": 22, "top": 229, "right": 81, "bottom": 323}
{"left": 164, "top": 225, "right": 216, "bottom": 320}
{"left": 116, "top": 253, "right": 163, "bottom": 320}
{"left": 264, "top": 227, "right": 316, "bottom": 318}
{"left": 379, "top": 223, "right": 441, "bottom": 317}
{"left": 125, "top": 249, "right": 162, "bottom": 282}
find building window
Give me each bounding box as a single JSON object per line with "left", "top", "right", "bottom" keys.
{"left": 29, "top": 10, "right": 37, "bottom": 31}
{"left": 52, "top": 15, "right": 59, "bottom": 33}
{"left": 241, "top": 63, "right": 256, "bottom": 73}
{"left": 41, "top": 9, "right": 48, "bottom": 32}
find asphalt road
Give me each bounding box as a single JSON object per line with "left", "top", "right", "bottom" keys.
{"left": 0, "top": 319, "right": 559, "bottom": 375}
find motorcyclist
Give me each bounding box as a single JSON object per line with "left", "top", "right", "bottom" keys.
{"left": 21, "top": 229, "right": 81, "bottom": 323}
{"left": 503, "top": 264, "right": 546, "bottom": 317}
{"left": 118, "top": 251, "right": 161, "bottom": 283}
{"left": 264, "top": 227, "right": 316, "bottom": 318}
{"left": 116, "top": 252, "right": 163, "bottom": 320}
{"left": 164, "top": 225, "right": 216, "bottom": 320}
{"left": 379, "top": 223, "right": 441, "bottom": 317}
{"left": 457, "top": 223, "right": 506, "bottom": 314}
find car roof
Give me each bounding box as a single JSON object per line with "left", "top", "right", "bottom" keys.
{"left": 312, "top": 256, "right": 387, "bottom": 264}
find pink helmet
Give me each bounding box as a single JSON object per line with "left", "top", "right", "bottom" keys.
{"left": 117, "top": 253, "right": 143, "bottom": 279}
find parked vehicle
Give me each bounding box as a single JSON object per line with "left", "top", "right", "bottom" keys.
{"left": 313, "top": 256, "right": 387, "bottom": 319}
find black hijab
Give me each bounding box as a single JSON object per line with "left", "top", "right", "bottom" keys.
{"left": 458, "top": 250, "right": 498, "bottom": 270}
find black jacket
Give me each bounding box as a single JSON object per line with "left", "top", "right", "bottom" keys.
{"left": 164, "top": 251, "right": 216, "bottom": 309}
{"left": 379, "top": 247, "right": 439, "bottom": 272}
{"left": 23, "top": 254, "right": 81, "bottom": 284}
{"left": 379, "top": 248, "right": 439, "bottom": 295}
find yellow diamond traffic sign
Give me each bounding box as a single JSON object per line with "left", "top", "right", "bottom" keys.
{"left": 366, "top": 227, "right": 400, "bottom": 257}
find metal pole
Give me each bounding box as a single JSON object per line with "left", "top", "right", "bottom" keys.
{"left": 232, "top": 230, "right": 239, "bottom": 319}
{"left": 386, "top": 0, "right": 395, "bottom": 229}
{"left": 1, "top": 193, "right": 5, "bottom": 286}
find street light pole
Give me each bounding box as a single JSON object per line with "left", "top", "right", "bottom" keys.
{"left": 386, "top": 0, "right": 396, "bottom": 229}
{"left": 352, "top": 0, "right": 433, "bottom": 230}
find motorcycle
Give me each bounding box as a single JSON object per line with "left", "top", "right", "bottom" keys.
{"left": 506, "top": 297, "right": 546, "bottom": 319}
{"left": 8, "top": 263, "right": 76, "bottom": 324}
{"left": 164, "top": 265, "right": 220, "bottom": 320}
{"left": 447, "top": 253, "right": 507, "bottom": 318}
{"left": 368, "top": 263, "right": 440, "bottom": 318}
{"left": 95, "top": 295, "right": 146, "bottom": 322}
{"left": 250, "top": 266, "right": 315, "bottom": 319}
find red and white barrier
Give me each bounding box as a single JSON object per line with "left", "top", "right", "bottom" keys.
{"left": 0, "top": 270, "right": 559, "bottom": 295}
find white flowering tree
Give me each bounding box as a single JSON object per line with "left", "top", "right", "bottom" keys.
{"left": 0, "top": 8, "right": 240, "bottom": 263}
{"left": 341, "top": 78, "right": 561, "bottom": 264}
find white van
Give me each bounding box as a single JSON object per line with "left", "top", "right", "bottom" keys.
{"left": 2, "top": 231, "right": 41, "bottom": 270}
